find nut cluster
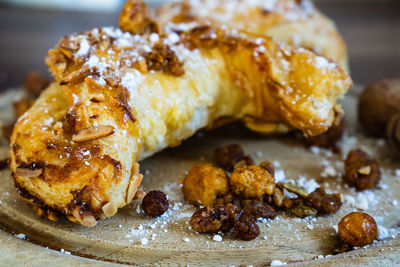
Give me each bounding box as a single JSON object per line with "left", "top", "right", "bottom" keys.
{"left": 344, "top": 149, "right": 381, "bottom": 191}
{"left": 185, "top": 144, "right": 343, "bottom": 241}
{"left": 141, "top": 190, "right": 169, "bottom": 217}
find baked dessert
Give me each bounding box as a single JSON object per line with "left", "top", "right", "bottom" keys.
{"left": 9, "top": 0, "right": 351, "bottom": 226}
{"left": 156, "top": 0, "right": 349, "bottom": 71}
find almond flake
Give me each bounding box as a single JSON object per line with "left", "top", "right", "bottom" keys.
{"left": 16, "top": 167, "right": 43, "bottom": 178}
{"left": 72, "top": 125, "right": 114, "bottom": 142}
{"left": 358, "top": 166, "right": 371, "bottom": 175}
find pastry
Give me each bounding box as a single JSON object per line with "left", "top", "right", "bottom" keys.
{"left": 9, "top": 0, "right": 352, "bottom": 226}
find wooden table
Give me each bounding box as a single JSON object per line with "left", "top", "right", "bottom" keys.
{"left": 0, "top": 1, "right": 399, "bottom": 92}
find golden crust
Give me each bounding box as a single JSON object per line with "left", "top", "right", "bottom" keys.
{"left": 10, "top": 0, "right": 352, "bottom": 226}
{"left": 156, "top": 0, "right": 349, "bottom": 71}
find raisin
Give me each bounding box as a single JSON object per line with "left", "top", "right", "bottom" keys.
{"left": 141, "top": 190, "right": 169, "bottom": 217}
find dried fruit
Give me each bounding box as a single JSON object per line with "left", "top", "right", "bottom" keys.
{"left": 141, "top": 190, "right": 169, "bottom": 217}
{"left": 230, "top": 165, "right": 275, "bottom": 198}
{"left": 182, "top": 163, "right": 229, "bottom": 207}
{"left": 214, "top": 144, "right": 245, "bottom": 171}
{"left": 233, "top": 211, "right": 260, "bottom": 241}
{"left": 72, "top": 125, "right": 115, "bottom": 142}
{"left": 358, "top": 79, "right": 400, "bottom": 137}
{"left": 242, "top": 199, "right": 277, "bottom": 219}
{"left": 344, "top": 149, "right": 381, "bottom": 190}
{"left": 288, "top": 203, "right": 317, "bottom": 218}
{"left": 386, "top": 112, "right": 400, "bottom": 158}
{"left": 338, "top": 212, "right": 377, "bottom": 247}
{"left": 259, "top": 160, "right": 275, "bottom": 177}
{"left": 306, "top": 188, "right": 342, "bottom": 214}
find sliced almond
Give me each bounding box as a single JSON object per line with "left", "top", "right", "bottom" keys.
{"left": 16, "top": 167, "right": 43, "bottom": 178}
{"left": 133, "top": 190, "right": 146, "bottom": 200}
{"left": 102, "top": 202, "right": 117, "bottom": 217}
{"left": 72, "top": 125, "right": 115, "bottom": 142}
{"left": 358, "top": 166, "right": 371, "bottom": 175}
{"left": 126, "top": 173, "right": 143, "bottom": 204}
{"left": 71, "top": 207, "right": 97, "bottom": 227}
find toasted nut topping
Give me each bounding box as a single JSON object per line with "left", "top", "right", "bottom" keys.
{"left": 72, "top": 125, "right": 115, "bottom": 142}
{"left": 47, "top": 210, "right": 59, "bottom": 221}
{"left": 16, "top": 167, "right": 43, "bottom": 178}
{"left": 288, "top": 203, "right": 317, "bottom": 218}
{"left": 133, "top": 190, "right": 146, "bottom": 200}
{"left": 358, "top": 166, "right": 371, "bottom": 175}
{"left": 102, "top": 202, "right": 118, "bottom": 217}
{"left": 283, "top": 182, "right": 309, "bottom": 198}
{"left": 273, "top": 187, "right": 284, "bottom": 208}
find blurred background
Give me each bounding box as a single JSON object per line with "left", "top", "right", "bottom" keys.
{"left": 0, "top": 0, "right": 399, "bottom": 91}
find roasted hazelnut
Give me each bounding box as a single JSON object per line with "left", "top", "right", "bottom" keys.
{"left": 141, "top": 190, "right": 169, "bottom": 217}
{"left": 233, "top": 211, "right": 260, "bottom": 241}
{"left": 344, "top": 149, "right": 381, "bottom": 190}
{"left": 182, "top": 163, "right": 229, "bottom": 207}
{"left": 214, "top": 144, "right": 245, "bottom": 171}
{"left": 305, "top": 123, "right": 343, "bottom": 149}
{"left": 358, "top": 79, "right": 400, "bottom": 137}
{"left": 259, "top": 160, "right": 275, "bottom": 177}
{"left": 241, "top": 199, "right": 277, "bottom": 219}
{"left": 306, "top": 188, "right": 342, "bottom": 214}
{"left": 230, "top": 165, "right": 275, "bottom": 198}
{"left": 338, "top": 212, "right": 377, "bottom": 247}
{"left": 386, "top": 112, "right": 400, "bottom": 158}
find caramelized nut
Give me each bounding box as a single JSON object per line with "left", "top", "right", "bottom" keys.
{"left": 0, "top": 158, "right": 9, "bottom": 171}
{"left": 233, "top": 211, "right": 260, "bottom": 241}
{"left": 259, "top": 160, "right": 275, "bottom": 177}
{"left": 72, "top": 125, "right": 115, "bottom": 142}
{"left": 386, "top": 112, "right": 400, "bottom": 158}
{"left": 272, "top": 187, "right": 284, "bottom": 207}
{"left": 306, "top": 188, "right": 342, "bottom": 214}
{"left": 183, "top": 163, "right": 229, "bottom": 207}
{"left": 282, "top": 183, "right": 309, "bottom": 198}
{"left": 305, "top": 123, "right": 343, "bottom": 148}
{"left": 230, "top": 165, "right": 275, "bottom": 198}
{"left": 288, "top": 203, "right": 317, "bottom": 218}
{"left": 214, "top": 144, "right": 245, "bottom": 171}
{"left": 344, "top": 149, "right": 381, "bottom": 190}
{"left": 141, "top": 190, "right": 169, "bottom": 217}
{"left": 190, "top": 204, "right": 240, "bottom": 233}
{"left": 338, "top": 212, "right": 377, "bottom": 247}
{"left": 242, "top": 199, "right": 277, "bottom": 219}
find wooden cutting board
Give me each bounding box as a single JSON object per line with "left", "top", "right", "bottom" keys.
{"left": 0, "top": 86, "right": 399, "bottom": 266}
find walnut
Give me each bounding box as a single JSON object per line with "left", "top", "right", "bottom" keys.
{"left": 230, "top": 165, "right": 275, "bottom": 198}
{"left": 141, "top": 190, "right": 169, "bottom": 217}
{"left": 358, "top": 79, "right": 400, "bottom": 137}
{"left": 233, "top": 211, "right": 260, "bottom": 241}
{"left": 190, "top": 203, "right": 240, "bottom": 233}
{"left": 183, "top": 163, "right": 229, "bottom": 207}
{"left": 386, "top": 112, "right": 400, "bottom": 158}
{"left": 72, "top": 125, "right": 115, "bottom": 142}
{"left": 344, "top": 149, "right": 381, "bottom": 190}
{"left": 306, "top": 188, "right": 342, "bottom": 214}
{"left": 214, "top": 144, "right": 245, "bottom": 171}
{"left": 259, "top": 160, "right": 274, "bottom": 177}
{"left": 241, "top": 199, "right": 277, "bottom": 219}
{"left": 24, "top": 71, "right": 49, "bottom": 96}
{"left": 338, "top": 212, "right": 377, "bottom": 247}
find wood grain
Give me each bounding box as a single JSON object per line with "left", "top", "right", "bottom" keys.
{"left": 0, "top": 86, "right": 399, "bottom": 266}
